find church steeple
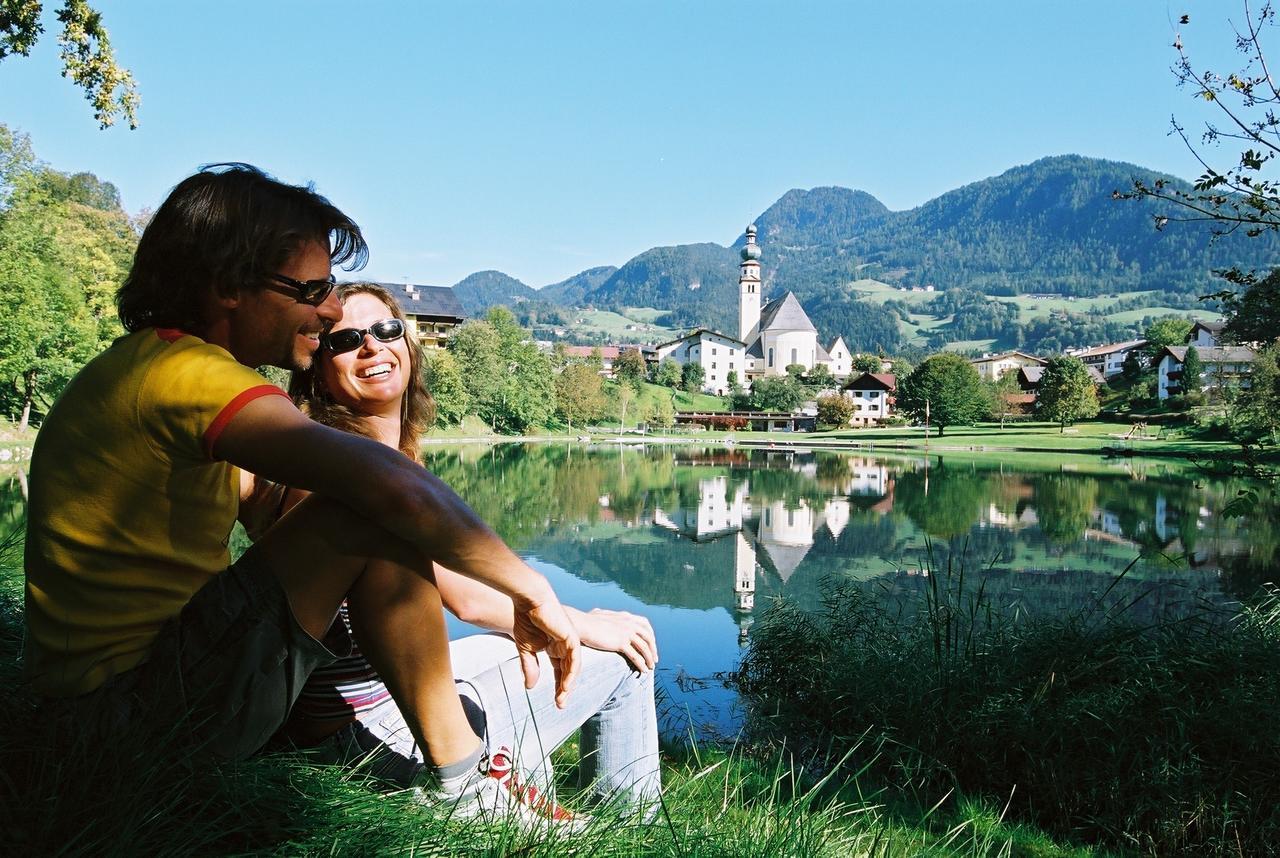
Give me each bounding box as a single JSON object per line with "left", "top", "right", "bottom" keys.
{"left": 739, "top": 223, "right": 762, "bottom": 343}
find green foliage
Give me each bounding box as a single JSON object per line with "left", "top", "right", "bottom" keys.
{"left": 0, "top": 124, "right": 135, "bottom": 426}
{"left": 1233, "top": 342, "right": 1280, "bottom": 443}
{"left": 680, "top": 361, "right": 704, "bottom": 393}
{"left": 1221, "top": 267, "right": 1280, "bottom": 344}
{"left": 987, "top": 370, "right": 1025, "bottom": 426}
{"left": 815, "top": 392, "right": 853, "bottom": 428}
{"left": 446, "top": 313, "right": 554, "bottom": 433}
{"left": 614, "top": 347, "right": 646, "bottom": 387}
{"left": 0, "top": 1, "right": 137, "bottom": 128}
{"left": 802, "top": 363, "right": 835, "bottom": 391}
{"left": 555, "top": 362, "right": 605, "bottom": 429}
{"left": 653, "top": 357, "right": 681, "bottom": 388}
{"left": 1144, "top": 316, "right": 1193, "bottom": 361}
{"left": 1181, "top": 344, "right": 1204, "bottom": 396}
{"left": 784, "top": 363, "right": 806, "bottom": 380}
{"left": 749, "top": 375, "right": 804, "bottom": 412}
{"left": 421, "top": 349, "right": 469, "bottom": 427}
{"left": 1035, "top": 355, "right": 1100, "bottom": 431}
{"left": 738, "top": 572, "right": 1280, "bottom": 855}
{"left": 896, "top": 353, "right": 988, "bottom": 435}
{"left": 850, "top": 354, "right": 883, "bottom": 373}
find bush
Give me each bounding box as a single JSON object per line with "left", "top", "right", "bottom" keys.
{"left": 736, "top": 569, "right": 1280, "bottom": 855}
{"left": 815, "top": 393, "right": 854, "bottom": 428}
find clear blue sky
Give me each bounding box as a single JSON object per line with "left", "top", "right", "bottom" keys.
{"left": 0, "top": 1, "right": 1252, "bottom": 288}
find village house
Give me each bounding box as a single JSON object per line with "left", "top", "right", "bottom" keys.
{"left": 1187, "top": 320, "right": 1226, "bottom": 348}
{"left": 970, "top": 350, "right": 1045, "bottom": 381}
{"left": 559, "top": 345, "right": 622, "bottom": 376}
{"left": 1068, "top": 338, "right": 1148, "bottom": 379}
{"left": 841, "top": 372, "right": 896, "bottom": 426}
{"left": 1155, "top": 345, "right": 1255, "bottom": 400}
{"left": 652, "top": 330, "right": 747, "bottom": 395}
{"left": 389, "top": 283, "right": 466, "bottom": 350}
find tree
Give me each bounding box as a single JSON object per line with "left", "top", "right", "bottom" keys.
{"left": 850, "top": 354, "right": 883, "bottom": 373}
{"left": 804, "top": 364, "right": 836, "bottom": 391}
{"left": 896, "top": 353, "right": 988, "bottom": 435}
{"left": 816, "top": 392, "right": 854, "bottom": 428}
{"left": 749, "top": 376, "right": 804, "bottom": 412}
{"left": 1181, "top": 345, "right": 1204, "bottom": 398}
{"left": 1121, "top": 349, "right": 1145, "bottom": 383}
{"left": 988, "top": 370, "right": 1024, "bottom": 429}
{"left": 615, "top": 347, "right": 647, "bottom": 388}
{"left": 1036, "top": 356, "right": 1100, "bottom": 432}
{"left": 680, "top": 362, "right": 705, "bottom": 393}
{"left": 1144, "top": 317, "right": 1193, "bottom": 364}
{"left": 785, "top": 363, "right": 807, "bottom": 380}
{"left": 555, "top": 362, "right": 606, "bottom": 430}
{"left": 653, "top": 358, "right": 681, "bottom": 388}
{"left": 611, "top": 381, "right": 636, "bottom": 431}
{"left": 0, "top": 1, "right": 138, "bottom": 128}
{"left": 651, "top": 395, "right": 675, "bottom": 429}
{"left": 1234, "top": 342, "right": 1280, "bottom": 441}
{"left": 422, "top": 349, "right": 470, "bottom": 427}
{"left": 1222, "top": 267, "right": 1280, "bottom": 344}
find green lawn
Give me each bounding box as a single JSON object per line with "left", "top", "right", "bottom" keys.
{"left": 570, "top": 308, "right": 678, "bottom": 342}
{"left": 1104, "top": 306, "right": 1221, "bottom": 324}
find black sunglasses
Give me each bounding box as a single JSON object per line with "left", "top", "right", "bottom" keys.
{"left": 265, "top": 273, "right": 338, "bottom": 306}
{"left": 320, "top": 318, "right": 407, "bottom": 354}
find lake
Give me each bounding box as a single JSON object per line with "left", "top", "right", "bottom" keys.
{"left": 2, "top": 442, "right": 1274, "bottom": 739}
{"left": 422, "top": 442, "right": 1274, "bottom": 740}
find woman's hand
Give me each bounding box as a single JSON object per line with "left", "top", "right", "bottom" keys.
{"left": 572, "top": 608, "right": 659, "bottom": 672}
{"left": 511, "top": 597, "right": 582, "bottom": 708}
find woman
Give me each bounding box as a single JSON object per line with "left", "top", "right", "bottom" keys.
{"left": 241, "top": 282, "right": 660, "bottom": 824}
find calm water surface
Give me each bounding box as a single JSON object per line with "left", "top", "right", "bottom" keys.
{"left": 2, "top": 443, "right": 1274, "bottom": 740}
{"left": 423, "top": 442, "right": 1276, "bottom": 740}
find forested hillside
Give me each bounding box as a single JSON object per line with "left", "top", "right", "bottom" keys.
{"left": 449, "top": 155, "right": 1278, "bottom": 355}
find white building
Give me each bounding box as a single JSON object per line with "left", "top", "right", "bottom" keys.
{"left": 1069, "top": 338, "right": 1148, "bottom": 379}
{"left": 841, "top": 372, "right": 897, "bottom": 426}
{"left": 1187, "top": 320, "right": 1226, "bottom": 348}
{"left": 970, "top": 351, "right": 1045, "bottom": 381}
{"left": 1155, "top": 345, "right": 1255, "bottom": 400}
{"left": 652, "top": 329, "right": 747, "bottom": 395}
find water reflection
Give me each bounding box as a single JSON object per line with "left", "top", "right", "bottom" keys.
{"left": 421, "top": 443, "right": 1276, "bottom": 738}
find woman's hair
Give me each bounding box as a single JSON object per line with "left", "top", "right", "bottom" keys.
{"left": 288, "top": 282, "right": 435, "bottom": 461}
{"left": 118, "top": 163, "right": 367, "bottom": 333}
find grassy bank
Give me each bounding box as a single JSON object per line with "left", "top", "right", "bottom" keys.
{"left": 736, "top": 558, "right": 1280, "bottom": 856}
{"left": 0, "top": 526, "right": 1104, "bottom": 856}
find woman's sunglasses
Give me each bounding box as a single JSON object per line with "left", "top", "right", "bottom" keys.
{"left": 320, "top": 318, "right": 406, "bottom": 354}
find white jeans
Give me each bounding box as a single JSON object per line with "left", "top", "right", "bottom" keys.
{"left": 317, "top": 634, "right": 661, "bottom": 813}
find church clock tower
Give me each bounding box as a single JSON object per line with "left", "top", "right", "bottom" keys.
{"left": 738, "top": 223, "right": 762, "bottom": 342}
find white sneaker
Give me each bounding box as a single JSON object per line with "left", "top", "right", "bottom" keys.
{"left": 421, "top": 745, "right": 588, "bottom": 831}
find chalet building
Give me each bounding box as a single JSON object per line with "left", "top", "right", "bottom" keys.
{"left": 1156, "top": 345, "right": 1255, "bottom": 400}
{"left": 841, "top": 372, "right": 896, "bottom": 426}
{"left": 1069, "top": 338, "right": 1148, "bottom": 378}
{"left": 653, "top": 329, "right": 747, "bottom": 395}
{"left": 970, "top": 351, "right": 1045, "bottom": 381}
{"left": 388, "top": 283, "right": 467, "bottom": 350}
{"left": 1188, "top": 320, "right": 1226, "bottom": 348}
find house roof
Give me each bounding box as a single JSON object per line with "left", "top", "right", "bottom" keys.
{"left": 1072, "top": 338, "right": 1147, "bottom": 359}
{"left": 971, "top": 351, "right": 1045, "bottom": 366}
{"left": 816, "top": 343, "right": 832, "bottom": 361}
{"left": 843, "top": 372, "right": 896, "bottom": 392}
{"left": 1160, "top": 345, "right": 1255, "bottom": 363}
{"left": 562, "top": 345, "right": 621, "bottom": 360}
{"left": 758, "top": 292, "right": 817, "bottom": 333}
{"left": 1189, "top": 320, "right": 1226, "bottom": 336}
{"left": 652, "top": 328, "right": 747, "bottom": 351}
{"left": 826, "top": 336, "right": 847, "bottom": 354}
{"left": 381, "top": 283, "right": 466, "bottom": 320}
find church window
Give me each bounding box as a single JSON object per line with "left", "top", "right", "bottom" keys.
{"left": 791, "top": 348, "right": 797, "bottom": 365}
{"left": 768, "top": 348, "right": 774, "bottom": 367}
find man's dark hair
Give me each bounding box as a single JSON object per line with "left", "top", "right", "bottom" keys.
{"left": 117, "top": 163, "right": 368, "bottom": 332}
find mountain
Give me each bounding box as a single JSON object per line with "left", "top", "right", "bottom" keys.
{"left": 451, "top": 270, "right": 537, "bottom": 316}
{"left": 538, "top": 265, "right": 618, "bottom": 305}
{"left": 580, "top": 243, "right": 741, "bottom": 334}
{"left": 453, "top": 155, "right": 1280, "bottom": 353}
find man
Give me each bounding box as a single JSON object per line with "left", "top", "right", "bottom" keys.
{"left": 23, "top": 163, "right": 583, "bottom": 813}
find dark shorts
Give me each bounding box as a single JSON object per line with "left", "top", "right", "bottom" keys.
{"left": 64, "top": 552, "right": 352, "bottom": 761}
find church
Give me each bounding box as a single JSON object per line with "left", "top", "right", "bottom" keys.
{"left": 652, "top": 224, "right": 852, "bottom": 395}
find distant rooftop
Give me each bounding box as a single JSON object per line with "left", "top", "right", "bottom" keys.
{"left": 379, "top": 282, "right": 466, "bottom": 320}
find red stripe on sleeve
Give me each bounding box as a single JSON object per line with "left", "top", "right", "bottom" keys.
{"left": 202, "top": 385, "right": 291, "bottom": 459}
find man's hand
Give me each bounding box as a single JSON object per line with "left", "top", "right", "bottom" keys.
{"left": 573, "top": 608, "right": 659, "bottom": 673}
{"left": 511, "top": 597, "right": 582, "bottom": 708}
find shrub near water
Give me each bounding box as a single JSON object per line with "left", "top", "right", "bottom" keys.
{"left": 736, "top": 563, "right": 1280, "bottom": 855}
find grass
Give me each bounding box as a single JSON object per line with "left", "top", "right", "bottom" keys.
{"left": 570, "top": 308, "right": 679, "bottom": 342}
{"left": 736, "top": 552, "right": 1280, "bottom": 856}
{"left": 0, "top": 521, "right": 1104, "bottom": 856}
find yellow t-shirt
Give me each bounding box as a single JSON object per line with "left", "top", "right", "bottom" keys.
{"left": 23, "top": 328, "right": 291, "bottom": 696}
